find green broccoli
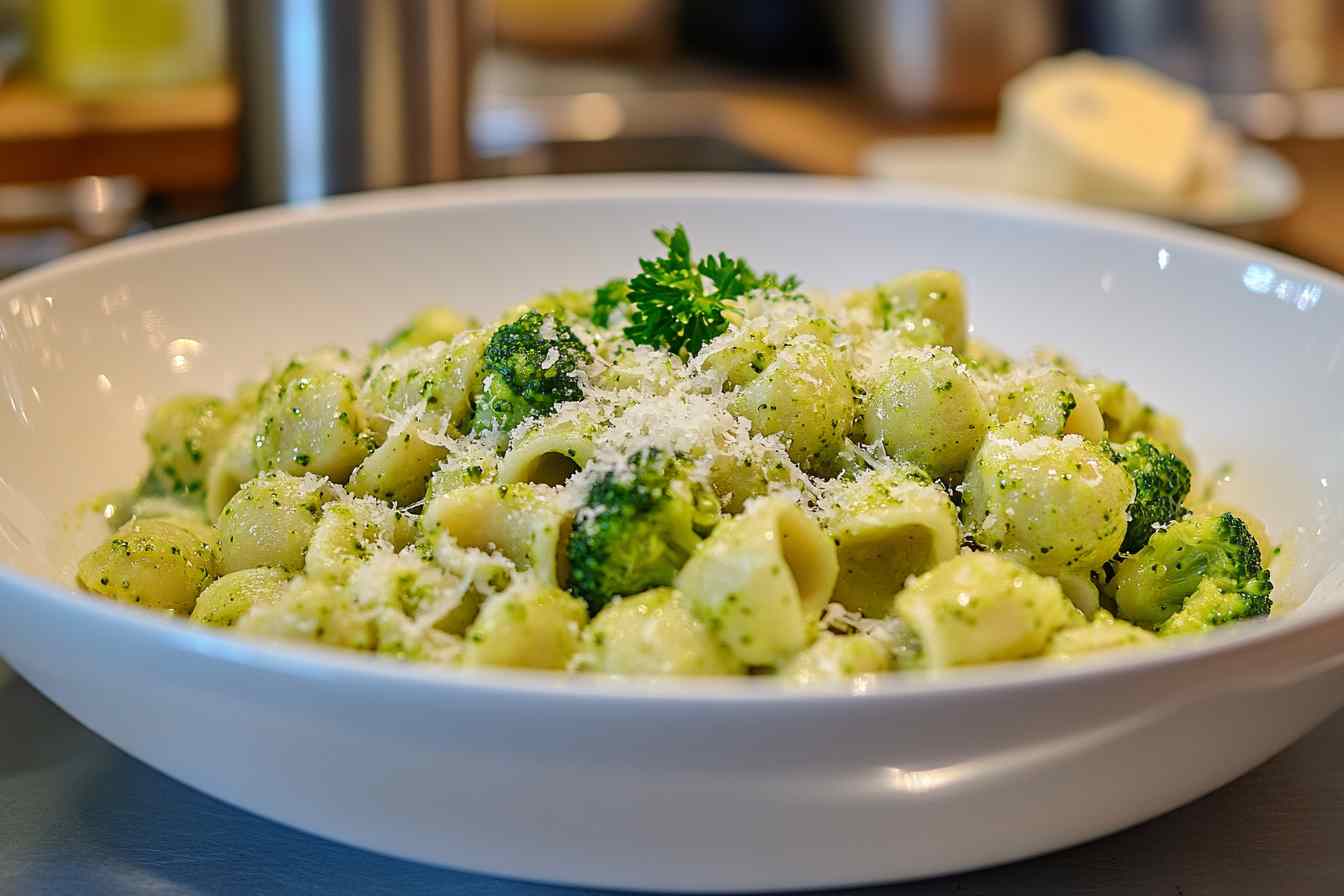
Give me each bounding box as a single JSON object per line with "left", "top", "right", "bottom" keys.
{"left": 566, "top": 449, "right": 721, "bottom": 612}
{"left": 468, "top": 311, "right": 589, "bottom": 435}
{"left": 1157, "top": 578, "right": 1273, "bottom": 637}
{"left": 1112, "top": 511, "right": 1272, "bottom": 629}
{"left": 1104, "top": 435, "right": 1192, "bottom": 554}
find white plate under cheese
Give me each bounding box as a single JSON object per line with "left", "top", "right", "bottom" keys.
{"left": 863, "top": 53, "right": 1300, "bottom": 230}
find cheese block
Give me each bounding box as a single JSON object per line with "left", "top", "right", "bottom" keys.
{"left": 999, "top": 52, "right": 1211, "bottom": 211}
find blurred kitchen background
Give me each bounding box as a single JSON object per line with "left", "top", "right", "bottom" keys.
{"left": 0, "top": 0, "right": 1341, "bottom": 275}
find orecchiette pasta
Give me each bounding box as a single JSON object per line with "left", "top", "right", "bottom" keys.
{"left": 497, "top": 411, "right": 600, "bottom": 486}
{"left": 142, "top": 394, "right": 237, "bottom": 501}
{"left": 192, "top": 567, "right": 290, "bottom": 627}
{"left": 253, "top": 361, "right": 369, "bottom": 481}
{"left": 460, "top": 579, "right": 588, "bottom": 670}
{"left": 238, "top": 577, "right": 377, "bottom": 651}
{"left": 593, "top": 343, "right": 686, "bottom": 393}
{"left": 217, "top": 472, "right": 336, "bottom": 573}
{"left": 343, "top": 546, "right": 485, "bottom": 642}
{"left": 75, "top": 227, "right": 1276, "bottom": 678}
{"left": 205, "top": 418, "right": 261, "bottom": 519}
{"left": 896, "top": 553, "right": 1081, "bottom": 667}
{"left": 1084, "top": 374, "right": 1146, "bottom": 442}
{"left": 698, "top": 300, "right": 838, "bottom": 387}
{"left": 780, "top": 632, "right": 891, "bottom": 684}
{"left": 820, "top": 465, "right": 960, "bottom": 618}
{"left": 77, "top": 516, "right": 218, "bottom": 613}
{"left": 360, "top": 329, "right": 489, "bottom": 436}
{"left": 304, "top": 497, "right": 403, "bottom": 582}
{"left": 675, "top": 497, "right": 838, "bottom": 666}
{"left": 420, "top": 483, "right": 569, "bottom": 585}
{"left": 382, "top": 306, "right": 473, "bottom": 352}
{"left": 727, "top": 338, "right": 856, "bottom": 474}
{"left": 983, "top": 367, "right": 1106, "bottom": 442}
{"left": 1045, "top": 609, "right": 1156, "bottom": 659}
{"left": 424, "top": 534, "right": 517, "bottom": 634}
{"left": 578, "top": 587, "right": 742, "bottom": 676}
{"left": 347, "top": 426, "right": 449, "bottom": 506}
{"left": 1056, "top": 572, "right": 1102, "bottom": 619}
{"left": 844, "top": 270, "right": 967, "bottom": 353}
{"left": 424, "top": 438, "right": 500, "bottom": 501}
{"left": 961, "top": 431, "right": 1134, "bottom": 574}
{"left": 862, "top": 346, "right": 989, "bottom": 478}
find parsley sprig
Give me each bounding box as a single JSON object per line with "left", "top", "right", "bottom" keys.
{"left": 609, "top": 225, "right": 799, "bottom": 355}
{"left": 590, "top": 277, "right": 628, "bottom": 328}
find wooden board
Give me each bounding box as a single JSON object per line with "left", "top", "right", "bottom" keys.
{"left": 0, "top": 80, "right": 236, "bottom": 190}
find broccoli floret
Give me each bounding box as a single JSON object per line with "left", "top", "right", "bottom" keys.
{"left": 469, "top": 311, "right": 589, "bottom": 435}
{"left": 1104, "top": 435, "right": 1192, "bottom": 554}
{"left": 1112, "top": 511, "right": 1272, "bottom": 629}
{"left": 566, "top": 449, "right": 720, "bottom": 612}
{"left": 1157, "top": 578, "right": 1273, "bottom": 637}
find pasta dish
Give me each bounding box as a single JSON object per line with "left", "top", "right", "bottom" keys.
{"left": 74, "top": 226, "right": 1277, "bottom": 681}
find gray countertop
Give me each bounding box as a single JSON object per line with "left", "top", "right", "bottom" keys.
{"left": 2, "top": 673, "right": 1341, "bottom": 896}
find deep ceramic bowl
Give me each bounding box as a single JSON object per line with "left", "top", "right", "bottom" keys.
{"left": 1, "top": 176, "right": 1342, "bottom": 891}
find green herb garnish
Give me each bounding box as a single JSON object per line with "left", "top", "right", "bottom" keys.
{"left": 620, "top": 225, "right": 798, "bottom": 355}
{"left": 590, "top": 277, "right": 629, "bottom": 327}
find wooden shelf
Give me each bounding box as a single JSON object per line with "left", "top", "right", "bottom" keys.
{"left": 0, "top": 79, "right": 236, "bottom": 190}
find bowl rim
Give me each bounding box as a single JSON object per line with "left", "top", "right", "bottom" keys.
{"left": 2, "top": 172, "right": 1341, "bottom": 704}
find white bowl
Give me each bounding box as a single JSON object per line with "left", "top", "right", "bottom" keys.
{"left": 1, "top": 176, "right": 1342, "bottom": 892}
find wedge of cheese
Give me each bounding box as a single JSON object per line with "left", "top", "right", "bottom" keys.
{"left": 1000, "top": 53, "right": 1211, "bottom": 211}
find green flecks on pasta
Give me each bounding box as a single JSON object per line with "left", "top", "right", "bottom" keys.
{"left": 72, "top": 227, "right": 1272, "bottom": 677}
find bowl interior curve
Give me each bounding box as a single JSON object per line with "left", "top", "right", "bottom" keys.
{"left": 0, "top": 176, "right": 1340, "bottom": 674}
